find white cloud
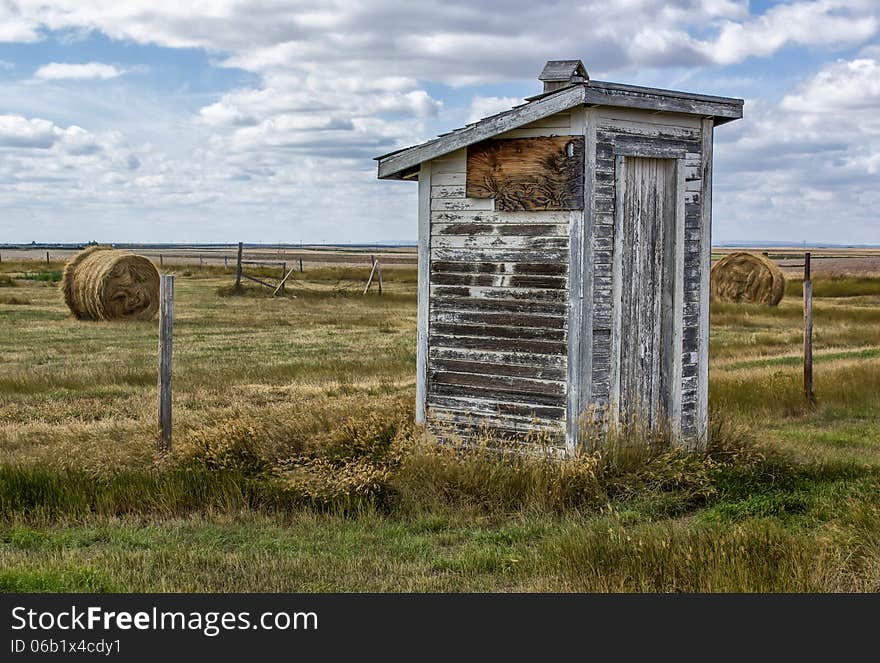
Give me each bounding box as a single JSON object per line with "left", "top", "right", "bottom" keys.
{"left": 704, "top": 1, "right": 878, "bottom": 65}
{"left": 713, "top": 57, "right": 880, "bottom": 242}
{"left": 0, "top": 2, "right": 878, "bottom": 242}
{"left": 0, "top": 115, "right": 58, "bottom": 148}
{"left": 467, "top": 96, "right": 520, "bottom": 123}
{"left": 34, "top": 61, "right": 124, "bottom": 80}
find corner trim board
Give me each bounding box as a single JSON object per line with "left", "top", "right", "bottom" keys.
{"left": 416, "top": 161, "right": 432, "bottom": 424}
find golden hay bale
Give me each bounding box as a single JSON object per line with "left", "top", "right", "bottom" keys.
{"left": 710, "top": 251, "right": 785, "bottom": 306}
{"left": 61, "top": 246, "right": 160, "bottom": 321}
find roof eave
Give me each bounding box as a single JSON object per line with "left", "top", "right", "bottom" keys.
{"left": 377, "top": 85, "right": 587, "bottom": 179}
{"left": 376, "top": 82, "right": 743, "bottom": 180}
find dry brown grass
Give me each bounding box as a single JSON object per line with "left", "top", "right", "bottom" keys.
{"left": 1, "top": 265, "right": 880, "bottom": 592}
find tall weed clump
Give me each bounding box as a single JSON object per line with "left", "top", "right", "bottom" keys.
{"left": 174, "top": 405, "right": 763, "bottom": 516}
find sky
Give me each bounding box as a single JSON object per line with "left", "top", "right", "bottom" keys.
{"left": 0, "top": 0, "right": 878, "bottom": 245}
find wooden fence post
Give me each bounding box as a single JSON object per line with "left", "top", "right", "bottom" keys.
{"left": 46, "top": 251, "right": 50, "bottom": 265}
{"left": 281, "top": 262, "right": 287, "bottom": 294}
{"left": 159, "top": 254, "right": 164, "bottom": 268}
{"left": 363, "top": 259, "right": 379, "bottom": 294}
{"left": 804, "top": 252, "right": 814, "bottom": 405}
{"left": 224, "top": 256, "right": 228, "bottom": 269}
{"left": 158, "top": 274, "right": 174, "bottom": 455}
{"left": 299, "top": 257, "right": 303, "bottom": 273}
{"left": 235, "top": 242, "right": 243, "bottom": 289}
{"left": 377, "top": 260, "right": 383, "bottom": 295}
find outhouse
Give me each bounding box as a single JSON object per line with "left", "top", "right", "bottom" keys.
{"left": 375, "top": 60, "right": 742, "bottom": 451}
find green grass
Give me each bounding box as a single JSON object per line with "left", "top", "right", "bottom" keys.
{"left": 1, "top": 264, "right": 879, "bottom": 592}
{"left": 785, "top": 275, "right": 880, "bottom": 298}
{"left": 17, "top": 269, "right": 63, "bottom": 283}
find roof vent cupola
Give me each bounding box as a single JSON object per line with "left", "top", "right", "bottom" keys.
{"left": 538, "top": 60, "right": 589, "bottom": 93}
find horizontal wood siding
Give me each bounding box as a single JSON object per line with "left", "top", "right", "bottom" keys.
{"left": 591, "top": 111, "right": 704, "bottom": 439}
{"left": 424, "top": 121, "right": 572, "bottom": 446}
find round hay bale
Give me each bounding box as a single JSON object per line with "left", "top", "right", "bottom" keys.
{"left": 61, "top": 246, "right": 160, "bottom": 321}
{"left": 710, "top": 251, "right": 785, "bottom": 306}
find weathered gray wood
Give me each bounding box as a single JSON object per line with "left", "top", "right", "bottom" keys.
{"left": 431, "top": 247, "right": 568, "bottom": 263}
{"left": 427, "top": 393, "right": 565, "bottom": 420}
{"left": 241, "top": 273, "right": 275, "bottom": 288}
{"left": 430, "top": 358, "right": 566, "bottom": 381}
{"left": 670, "top": 159, "right": 686, "bottom": 433}
{"left": 539, "top": 60, "right": 589, "bottom": 85}
{"left": 431, "top": 321, "right": 566, "bottom": 342}
{"left": 363, "top": 260, "right": 379, "bottom": 294}
{"left": 431, "top": 261, "right": 567, "bottom": 275}
{"left": 586, "top": 81, "right": 743, "bottom": 122}
{"left": 565, "top": 105, "right": 587, "bottom": 450}
{"left": 430, "top": 197, "right": 495, "bottom": 211}
{"left": 694, "top": 118, "right": 713, "bottom": 449}
{"left": 430, "top": 370, "right": 565, "bottom": 396}
{"left": 431, "top": 272, "right": 566, "bottom": 289}
{"left": 432, "top": 284, "right": 568, "bottom": 304}
{"left": 377, "top": 82, "right": 742, "bottom": 179}
{"left": 610, "top": 156, "right": 678, "bottom": 427}
{"left": 431, "top": 211, "right": 571, "bottom": 225}
{"left": 428, "top": 407, "right": 564, "bottom": 434}
{"left": 430, "top": 235, "right": 569, "bottom": 250}
{"left": 430, "top": 310, "right": 566, "bottom": 329}
{"left": 609, "top": 156, "right": 626, "bottom": 421}
{"left": 804, "top": 252, "right": 814, "bottom": 404}
{"left": 429, "top": 345, "right": 566, "bottom": 368}
{"left": 432, "top": 223, "right": 569, "bottom": 237}
{"left": 274, "top": 264, "right": 298, "bottom": 296}
{"left": 429, "top": 381, "right": 565, "bottom": 407}
{"left": 157, "top": 274, "right": 174, "bottom": 456}
{"left": 430, "top": 334, "right": 566, "bottom": 356}
{"left": 431, "top": 185, "right": 465, "bottom": 199}
{"left": 416, "top": 161, "right": 432, "bottom": 424}
{"left": 235, "top": 242, "right": 243, "bottom": 289}
{"left": 431, "top": 295, "right": 567, "bottom": 316}
{"left": 377, "top": 85, "right": 588, "bottom": 179}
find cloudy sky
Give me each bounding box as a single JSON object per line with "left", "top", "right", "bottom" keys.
{"left": 0, "top": 0, "right": 878, "bottom": 245}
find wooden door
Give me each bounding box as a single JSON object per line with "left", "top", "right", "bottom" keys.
{"left": 611, "top": 156, "right": 681, "bottom": 427}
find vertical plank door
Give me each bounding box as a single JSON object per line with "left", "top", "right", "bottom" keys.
{"left": 612, "top": 156, "right": 678, "bottom": 427}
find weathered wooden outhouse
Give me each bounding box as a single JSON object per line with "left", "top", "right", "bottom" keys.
{"left": 376, "top": 60, "right": 742, "bottom": 451}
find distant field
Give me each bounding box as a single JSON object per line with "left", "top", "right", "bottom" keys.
{"left": 713, "top": 246, "right": 880, "bottom": 277}
{"left": 1, "top": 245, "right": 418, "bottom": 270}
{"left": 0, "top": 260, "right": 878, "bottom": 592}
{"left": 6, "top": 245, "right": 877, "bottom": 275}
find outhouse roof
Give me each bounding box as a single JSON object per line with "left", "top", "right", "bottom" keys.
{"left": 375, "top": 63, "right": 743, "bottom": 180}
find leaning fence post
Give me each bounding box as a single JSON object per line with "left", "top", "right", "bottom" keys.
{"left": 803, "top": 252, "right": 814, "bottom": 405}
{"left": 363, "top": 259, "right": 379, "bottom": 294}
{"left": 235, "top": 242, "right": 243, "bottom": 290}
{"left": 158, "top": 274, "right": 174, "bottom": 456}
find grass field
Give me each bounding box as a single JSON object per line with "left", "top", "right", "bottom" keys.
{"left": 1, "top": 261, "right": 879, "bottom": 592}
